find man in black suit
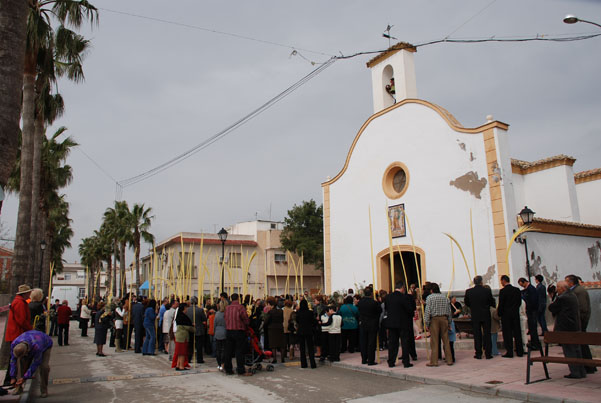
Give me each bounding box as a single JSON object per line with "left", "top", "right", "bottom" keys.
{"left": 132, "top": 296, "right": 145, "bottom": 353}
{"left": 357, "top": 288, "right": 381, "bottom": 366}
{"left": 548, "top": 281, "right": 586, "bottom": 379}
{"left": 497, "top": 275, "right": 523, "bottom": 357}
{"left": 518, "top": 277, "right": 541, "bottom": 349}
{"left": 464, "top": 275, "right": 496, "bottom": 359}
{"left": 384, "top": 283, "right": 416, "bottom": 368}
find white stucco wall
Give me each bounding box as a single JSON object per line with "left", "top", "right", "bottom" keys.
{"left": 327, "top": 102, "right": 498, "bottom": 293}
{"left": 518, "top": 166, "right": 580, "bottom": 222}
{"left": 576, "top": 180, "right": 601, "bottom": 225}
{"left": 513, "top": 231, "right": 601, "bottom": 283}
{"left": 370, "top": 50, "right": 417, "bottom": 113}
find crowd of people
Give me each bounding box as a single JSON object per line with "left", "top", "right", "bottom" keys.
{"left": 1, "top": 272, "right": 595, "bottom": 397}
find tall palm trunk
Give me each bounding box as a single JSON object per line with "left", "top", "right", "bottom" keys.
{"left": 106, "top": 257, "right": 112, "bottom": 297}
{"left": 0, "top": 0, "right": 28, "bottom": 203}
{"left": 113, "top": 240, "right": 118, "bottom": 296}
{"left": 11, "top": 55, "right": 37, "bottom": 291}
{"left": 135, "top": 235, "right": 141, "bottom": 290}
{"left": 120, "top": 240, "right": 126, "bottom": 294}
{"left": 30, "top": 112, "right": 44, "bottom": 287}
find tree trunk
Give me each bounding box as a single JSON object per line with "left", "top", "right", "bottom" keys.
{"left": 11, "top": 60, "right": 36, "bottom": 292}
{"left": 120, "top": 241, "right": 126, "bottom": 295}
{"left": 135, "top": 243, "right": 140, "bottom": 290}
{"left": 113, "top": 241, "right": 118, "bottom": 296}
{"left": 106, "top": 257, "right": 112, "bottom": 297}
{"left": 0, "top": 0, "right": 28, "bottom": 198}
{"left": 30, "top": 113, "right": 43, "bottom": 288}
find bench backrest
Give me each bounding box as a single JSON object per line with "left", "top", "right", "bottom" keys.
{"left": 544, "top": 331, "right": 601, "bottom": 346}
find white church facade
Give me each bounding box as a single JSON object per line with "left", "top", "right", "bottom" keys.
{"left": 322, "top": 42, "right": 601, "bottom": 294}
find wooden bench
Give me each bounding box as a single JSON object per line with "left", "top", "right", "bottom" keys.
{"left": 526, "top": 331, "right": 601, "bottom": 384}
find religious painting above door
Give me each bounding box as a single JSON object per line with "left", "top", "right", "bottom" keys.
{"left": 388, "top": 203, "right": 406, "bottom": 238}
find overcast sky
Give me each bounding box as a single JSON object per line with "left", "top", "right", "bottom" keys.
{"left": 2, "top": 0, "right": 600, "bottom": 264}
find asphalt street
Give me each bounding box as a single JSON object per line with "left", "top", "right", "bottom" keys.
{"left": 31, "top": 326, "right": 523, "bottom": 402}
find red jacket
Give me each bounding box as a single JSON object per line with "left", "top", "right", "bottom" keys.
{"left": 5, "top": 295, "right": 32, "bottom": 342}
{"left": 57, "top": 305, "right": 72, "bottom": 325}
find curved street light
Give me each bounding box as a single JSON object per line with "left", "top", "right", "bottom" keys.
{"left": 563, "top": 14, "right": 601, "bottom": 29}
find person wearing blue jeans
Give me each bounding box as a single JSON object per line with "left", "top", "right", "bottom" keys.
{"left": 142, "top": 300, "right": 157, "bottom": 355}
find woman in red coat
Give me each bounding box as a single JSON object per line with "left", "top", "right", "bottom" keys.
{"left": 6, "top": 285, "right": 33, "bottom": 343}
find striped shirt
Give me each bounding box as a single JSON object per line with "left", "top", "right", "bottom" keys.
{"left": 424, "top": 293, "right": 452, "bottom": 327}
{"left": 225, "top": 301, "right": 249, "bottom": 331}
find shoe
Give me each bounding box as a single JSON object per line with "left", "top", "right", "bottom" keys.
{"left": 64, "top": 344, "right": 69, "bottom": 346}
{"left": 40, "top": 392, "right": 48, "bottom": 398}
{"left": 415, "top": 335, "right": 422, "bottom": 340}
{"left": 473, "top": 355, "right": 482, "bottom": 359}
{"left": 564, "top": 374, "right": 585, "bottom": 379}
{"left": 198, "top": 360, "right": 205, "bottom": 364}
{"left": 367, "top": 362, "right": 377, "bottom": 366}
{"left": 97, "top": 353, "right": 107, "bottom": 357}
{"left": 502, "top": 353, "right": 513, "bottom": 358}
{"left": 310, "top": 365, "right": 317, "bottom": 369}
{"left": 586, "top": 368, "right": 597, "bottom": 374}
{"left": 388, "top": 362, "right": 395, "bottom": 368}
{"left": 225, "top": 371, "right": 235, "bottom": 375}
{"left": 361, "top": 361, "right": 367, "bottom": 365}
{"left": 516, "top": 353, "right": 524, "bottom": 357}
{"left": 485, "top": 355, "right": 493, "bottom": 360}
{"left": 426, "top": 363, "right": 438, "bottom": 367}
{"left": 404, "top": 363, "right": 414, "bottom": 368}
{"left": 446, "top": 362, "right": 454, "bottom": 366}
{"left": 411, "top": 356, "right": 418, "bottom": 361}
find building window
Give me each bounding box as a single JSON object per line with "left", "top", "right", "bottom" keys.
{"left": 270, "top": 223, "right": 276, "bottom": 229}
{"left": 64, "top": 273, "right": 72, "bottom": 281}
{"left": 382, "top": 161, "right": 410, "bottom": 199}
{"left": 76, "top": 270, "right": 85, "bottom": 279}
{"left": 78, "top": 288, "right": 86, "bottom": 299}
{"left": 274, "top": 253, "right": 286, "bottom": 263}
{"left": 229, "top": 252, "right": 241, "bottom": 268}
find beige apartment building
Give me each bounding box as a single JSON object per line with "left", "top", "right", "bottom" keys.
{"left": 140, "top": 220, "right": 323, "bottom": 299}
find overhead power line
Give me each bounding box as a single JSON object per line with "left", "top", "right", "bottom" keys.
{"left": 117, "top": 57, "right": 337, "bottom": 189}
{"left": 99, "top": 7, "right": 335, "bottom": 58}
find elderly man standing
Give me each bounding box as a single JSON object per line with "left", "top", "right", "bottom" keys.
{"left": 424, "top": 283, "right": 453, "bottom": 367}
{"left": 9, "top": 330, "right": 53, "bottom": 397}
{"left": 464, "top": 275, "right": 496, "bottom": 360}
{"left": 518, "top": 277, "right": 541, "bottom": 350}
{"left": 548, "top": 281, "right": 586, "bottom": 379}
{"left": 565, "top": 275, "right": 596, "bottom": 374}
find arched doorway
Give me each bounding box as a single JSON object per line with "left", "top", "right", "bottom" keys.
{"left": 376, "top": 246, "right": 426, "bottom": 292}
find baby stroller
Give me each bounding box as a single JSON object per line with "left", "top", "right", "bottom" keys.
{"left": 245, "top": 327, "right": 274, "bottom": 373}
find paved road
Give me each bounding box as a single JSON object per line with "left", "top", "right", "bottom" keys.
{"left": 31, "top": 325, "right": 522, "bottom": 402}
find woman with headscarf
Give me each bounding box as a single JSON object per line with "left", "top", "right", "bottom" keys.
{"left": 171, "top": 303, "right": 195, "bottom": 371}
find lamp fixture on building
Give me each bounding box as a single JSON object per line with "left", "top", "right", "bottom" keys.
{"left": 516, "top": 206, "right": 535, "bottom": 281}
{"left": 563, "top": 14, "right": 601, "bottom": 29}
{"left": 218, "top": 228, "right": 228, "bottom": 293}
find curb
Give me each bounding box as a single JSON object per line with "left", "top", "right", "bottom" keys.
{"left": 329, "top": 361, "right": 584, "bottom": 403}
{"left": 17, "top": 377, "right": 32, "bottom": 403}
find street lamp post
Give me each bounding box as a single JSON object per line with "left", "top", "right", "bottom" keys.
{"left": 517, "top": 206, "right": 535, "bottom": 281}
{"left": 563, "top": 14, "right": 601, "bottom": 29}
{"left": 218, "top": 228, "right": 228, "bottom": 293}
{"left": 39, "top": 240, "right": 47, "bottom": 288}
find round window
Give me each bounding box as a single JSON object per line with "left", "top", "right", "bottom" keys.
{"left": 382, "top": 162, "right": 410, "bottom": 199}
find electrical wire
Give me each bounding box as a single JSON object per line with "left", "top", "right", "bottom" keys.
{"left": 99, "top": 7, "right": 335, "bottom": 58}
{"left": 117, "top": 57, "right": 337, "bottom": 188}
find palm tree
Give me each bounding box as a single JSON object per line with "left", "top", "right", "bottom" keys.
{"left": 104, "top": 201, "right": 131, "bottom": 297}
{"left": 11, "top": 0, "right": 96, "bottom": 293}
{"left": 128, "top": 203, "right": 155, "bottom": 290}
{"left": 0, "top": 1, "right": 28, "bottom": 197}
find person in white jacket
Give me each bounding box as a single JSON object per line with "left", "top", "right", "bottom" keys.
{"left": 321, "top": 306, "right": 342, "bottom": 362}
{"left": 163, "top": 301, "right": 178, "bottom": 360}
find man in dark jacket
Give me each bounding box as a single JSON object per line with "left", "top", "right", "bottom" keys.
{"left": 384, "top": 283, "right": 415, "bottom": 368}
{"left": 566, "top": 274, "right": 596, "bottom": 374}
{"left": 548, "top": 281, "right": 586, "bottom": 379}
{"left": 534, "top": 275, "right": 548, "bottom": 335}
{"left": 186, "top": 297, "right": 207, "bottom": 364}
{"left": 497, "top": 275, "right": 523, "bottom": 357}
{"left": 464, "top": 275, "right": 495, "bottom": 359}
{"left": 357, "top": 288, "right": 382, "bottom": 365}
{"left": 132, "top": 296, "right": 145, "bottom": 353}
{"left": 518, "top": 278, "right": 540, "bottom": 349}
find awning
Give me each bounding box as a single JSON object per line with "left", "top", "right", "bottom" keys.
{"left": 139, "top": 280, "right": 153, "bottom": 290}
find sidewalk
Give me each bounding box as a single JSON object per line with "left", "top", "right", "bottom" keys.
{"left": 332, "top": 344, "right": 600, "bottom": 403}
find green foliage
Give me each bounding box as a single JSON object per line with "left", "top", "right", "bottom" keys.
{"left": 280, "top": 199, "right": 323, "bottom": 269}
